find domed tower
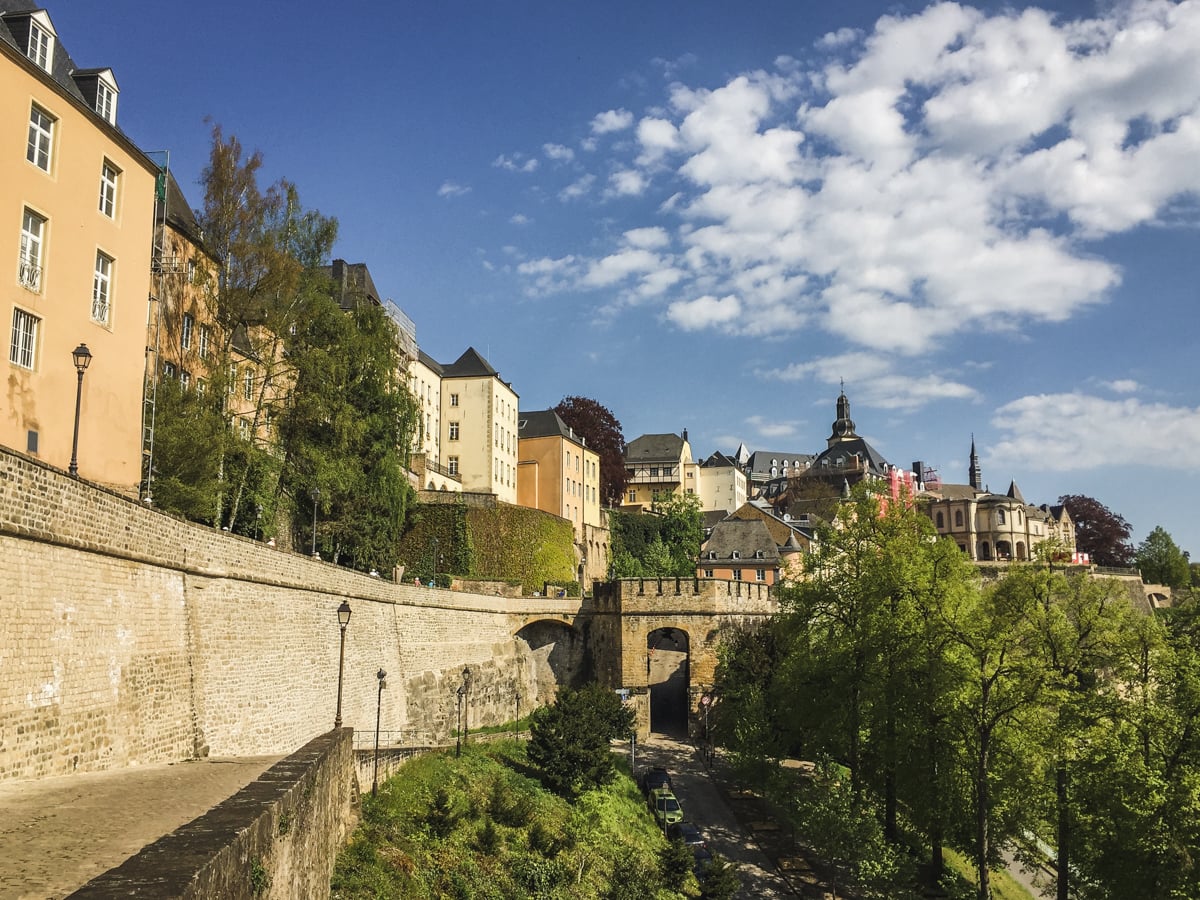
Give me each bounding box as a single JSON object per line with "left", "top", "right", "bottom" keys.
{"left": 827, "top": 384, "right": 858, "bottom": 448}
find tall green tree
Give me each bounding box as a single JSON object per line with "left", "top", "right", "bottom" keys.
{"left": 610, "top": 491, "right": 702, "bottom": 577}
{"left": 527, "top": 683, "right": 635, "bottom": 797}
{"left": 1136, "top": 526, "right": 1191, "bottom": 588}
{"left": 278, "top": 287, "right": 419, "bottom": 572}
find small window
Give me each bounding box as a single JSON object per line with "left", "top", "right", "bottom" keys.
{"left": 755, "top": 550, "right": 764, "bottom": 559}
{"left": 227, "top": 364, "right": 237, "bottom": 395}
{"left": 627, "top": 490, "right": 636, "bottom": 502}
{"left": 198, "top": 325, "right": 210, "bottom": 359}
{"left": 733, "top": 569, "right": 743, "bottom": 581}
{"left": 9, "top": 308, "right": 39, "bottom": 369}
{"left": 649, "top": 467, "right": 659, "bottom": 477}
{"left": 936, "top": 511, "right": 944, "bottom": 528}
{"left": 756, "top": 569, "right": 766, "bottom": 581}
{"left": 26, "top": 21, "right": 53, "bottom": 71}
{"left": 99, "top": 162, "right": 119, "bottom": 217}
{"left": 238, "top": 418, "right": 251, "bottom": 439}
{"left": 187, "top": 258, "right": 197, "bottom": 284}
{"left": 955, "top": 510, "right": 964, "bottom": 528}
{"left": 92, "top": 252, "right": 113, "bottom": 325}
{"left": 94, "top": 80, "right": 116, "bottom": 124}
{"left": 19, "top": 210, "right": 46, "bottom": 292}
{"left": 708, "top": 550, "right": 716, "bottom": 560}
{"left": 181, "top": 313, "right": 194, "bottom": 350}
{"left": 731, "top": 551, "right": 740, "bottom": 560}
{"left": 448, "top": 456, "right": 459, "bottom": 476}
{"left": 704, "top": 569, "right": 714, "bottom": 578}
{"left": 997, "top": 509, "right": 1006, "bottom": 525}
{"left": 243, "top": 368, "right": 254, "bottom": 400}
{"left": 180, "top": 370, "right": 191, "bottom": 389}
{"left": 450, "top": 393, "right": 459, "bottom": 407}
{"left": 27, "top": 105, "right": 54, "bottom": 172}
{"left": 196, "top": 378, "right": 207, "bottom": 397}
{"left": 449, "top": 421, "right": 459, "bottom": 440}
{"left": 163, "top": 361, "right": 177, "bottom": 378}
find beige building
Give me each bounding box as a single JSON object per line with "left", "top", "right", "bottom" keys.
{"left": 439, "top": 347, "right": 518, "bottom": 503}
{"left": 697, "top": 451, "right": 748, "bottom": 514}
{"left": 622, "top": 430, "right": 697, "bottom": 510}
{"left": 407, "top": 349, "right": 460, "bottom": 492}
{"left": 924, "top": 440, "right": 1076, "bottom": 562}
{"left": 2, "top": 4, "right": 157, "bottom": 491}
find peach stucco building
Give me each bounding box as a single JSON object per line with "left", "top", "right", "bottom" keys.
{"left": 2, "top": 3, "right": 157, "bottom": 491}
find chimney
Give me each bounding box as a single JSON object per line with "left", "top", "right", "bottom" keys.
{"left": 682, "top": 428, "right": 689, "bottom": 442}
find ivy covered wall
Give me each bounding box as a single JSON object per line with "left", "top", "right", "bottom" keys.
{"left": 398, "top": 501, "right": 576, "bottom": 592}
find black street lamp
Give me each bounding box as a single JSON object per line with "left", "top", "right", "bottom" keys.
{"left": 513, "top": 688, "right": 520, "bottom": 739}
{"left": 372, "top": 668, "right": 387, "bottom": 795}
{"left": 455, "top": 666, "right": 471, "bottom": 757}
{"left": 310, "top": 487, "right": 320, "bottom": 558}
{"left": 333, "top": 600, "right": 351, "bottom": 728}
{"left": 254, "top": 503, "right": 263, "bottom": 541}
{"left": 68, "top": 343, "right": 92, "bottom": 477}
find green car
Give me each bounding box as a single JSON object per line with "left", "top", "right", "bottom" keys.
{"left": 651, "top": 788, "right": 684, "bottom": 826}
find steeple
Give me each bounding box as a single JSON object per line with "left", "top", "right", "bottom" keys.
{"left": 969, "top": 435, "right": 982, "bottom": 491}
{"left": 827, "top": 381, "right": 858, "bottom": 448}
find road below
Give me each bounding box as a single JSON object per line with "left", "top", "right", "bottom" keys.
{"left": 630, "top": 734, "right": 801, "bottom": 899}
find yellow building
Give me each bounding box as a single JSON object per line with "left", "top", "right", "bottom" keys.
{"left": 622, "top": 430, "right": 697, "bottom": 510}
{"left": 2, "top": 4, "right": 157, "bottom": 490}
{"left": 439, "top": 347, "right": 518, "bottom": 503}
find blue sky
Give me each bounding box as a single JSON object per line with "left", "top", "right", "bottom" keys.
{"left": 55, "top": 0, "right": 1200, "bottom": 556}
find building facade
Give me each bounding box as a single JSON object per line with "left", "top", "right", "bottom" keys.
{"left": 439, "top": 347, "right": 518, "bottom": 503}
{"left": 2, "top": 2, "right": 158, "bottom": 491}
{"left": 697, "top": 450, "right": 748, "bottom": 514}
{"left": 622, "top": 430, "right": 697, "bottom": 510}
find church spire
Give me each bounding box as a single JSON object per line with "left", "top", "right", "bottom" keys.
{"left": 969, "top": 435, "right": 982, "bottom": 491}
{"left": 827, "top": 381, "right": 858, "bottom": 448}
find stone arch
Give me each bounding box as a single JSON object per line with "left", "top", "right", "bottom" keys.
{"left": 1015, "top": 541, "right": 1027, "bottom": 561}
{"left": 646, "top": 626, "right": 690, "bottom": 737}
{"left": 515, "top": 619, "right": 587, "bottom": 706}
{"left": 978, "top": 541, "right": 991, "bottom": 560}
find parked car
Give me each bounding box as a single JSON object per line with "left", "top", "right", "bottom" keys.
{"left": 667, "top": 821, "right": 705, "bottom": 849}
{"left": 641, "top": 766, "right": 672, "bottom": 795}
{"left": 650, "top": 788, "right": 684, "bottom": 826}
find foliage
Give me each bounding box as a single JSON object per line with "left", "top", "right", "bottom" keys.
{"left": 1059, "top": 494, "right": 1135, "bottom": 568}
{"left": 466, "top": 504, "right": 576, "bottom": 591}
{"left": 1135, "top": 526, "right": 1191, "bottom": 588}
{"left": 610, "top": 493, "right": 703, "bottom": 577}
{"left": 554, "top": 395, "right": 629, "bottom": 507}
{"left": 332, "top": 741, "right": 684, "bottom": 899}
{"left": 528, "top": 683, "right": 635, "bottom": 798}
{"left": 278, "top": 290, "right": 419, "bottom": 573}
{"left": 697, "top": 855, "right": 741, "bottom": 900}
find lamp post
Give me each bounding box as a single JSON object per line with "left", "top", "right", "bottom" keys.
{"left": 455, "top": 666, "right": 471, "bottom": 756}
{"left": 333, "top": 600, "right": 351, "bottom": 729}
{"left": 372, "top": 668, "right": 387, "bottom": 795}
{"left": 254, "top": 503, "right": 263, "bottom": 541}
{"left": 580, "top": 555, "right": 587, "bottom": 597}
{"left": 431, "top": 537, "right": 439, "bottom": 581}
{"left": 310, "top": 487, "right": 320, "bottom": 558}
{"left": 68, "top": 343, "right": 92, "bottom": 477}
{"left": 513, "top": 688, "right": 520, "bottom": 739}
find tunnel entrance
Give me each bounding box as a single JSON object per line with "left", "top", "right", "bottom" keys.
{"left": 646, "top": 627, "right": 689, "bottom": 737}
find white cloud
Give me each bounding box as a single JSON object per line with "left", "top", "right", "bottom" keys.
{"left": 543, "top": 143, "right": 575, "bottom": 162}
{"left": 437, "top": 181, "right": 471, "bottom": 198}
{"left": 514, "top": 0, "right": 1200, "bottom": 364}
{"left": 666, "top": 294, "right": 742, "bottom": 331}
{"left": 581, "top": 249, "right": 662, "bottom": 288}
{"left": 623, "top": 227, "right": 671, "bottom": 250}
{"left": 818, "top": 27, "right": 860, "bottom": 48}
{"left": 559, "top": 174, "right": 595, "bottom": 201}
{"left": 493, "top": 153, "right": 539, "bottom": 173}
{"left": 991, "top": 393, "right": 1200, "bottom": 471}
{"left": 1105, "top": 379, "right": 1140, "bottom": 394}
{"left": 608, "top": 169, "right": 648, "bottom": 197}
{"left": 591, "top": 108, "right": 635, "bottom": 134}
{"left": 769, "top": 352, "right": 978, "bottom": 411}
{"left": 510, "top": 213, "right": 531, "bottom": 225}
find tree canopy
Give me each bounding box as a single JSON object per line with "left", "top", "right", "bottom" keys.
{"left": 554, "top": 395, "right": 628, "bottom": 507}
{"left": 1136, "top": 526, "right": 1191, "bottom": 588}
{"left": 527, "top": 683, "right": 635, "bottom": 798}
{"left": 1059, "top": 494, "right": 1135, "bottom": 567}
{"left": 609, "top": 491, "right": 703, "bottom": 577}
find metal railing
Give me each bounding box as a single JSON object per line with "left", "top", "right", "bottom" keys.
{"left": 18, "top": 258, "right": 41, "bottom": 291}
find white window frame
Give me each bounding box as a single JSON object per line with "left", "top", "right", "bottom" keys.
{"left": 180, "top": 370, "right": 191, "bottom": 390}
{"left": 91, "top": 251, "right": 113, "bottom": 325}
{"left": 756, "top": 569, "right": 767, "bottom": 582}
{"left": 198, "top": 325, "right": 210, "bottom": 359}
{"left": 19, "top": 210, "right": 45, "bottom": 292}
{"left": 95, "top": 80, "right": 116, "bottom": 123}
{"left": 181, "top": 313, "right": 194, "bottom": 350}
{"left": 99, "top": 161, "right": 119, "bottom": 217}
{"left": 9, "top": 308, "right": 39, "bottom": 369}
{"left": 27, "top": 105, "right": 54, "bottom": 172}
{"left": 243, "top": 368, "right": 254, "bottom": 401}
{"left": 448, "top": 421, "right": 460, "bottom": 441}
{"left": 27, "top": 21, "right": 52, "bottom": 70}
{"left": 448, "top": 456, "right": 459, "bottom": 476}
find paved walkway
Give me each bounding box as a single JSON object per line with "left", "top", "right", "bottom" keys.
{"left": 0, "top": 756, "right": 281, "bottom": 900}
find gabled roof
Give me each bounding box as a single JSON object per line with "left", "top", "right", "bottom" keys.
{"left": 416, "top": 349, "right": 443, "bottom": 375}
{"left": 728, "top": 501, "right": 815, "bottom": 547}
{"left": 745, "top": 451, "right": 815, "bottom": 475}
{"left": 626, "top": 433, "right": 686, "bottom": 462}
{"left": 159, "top": 171, "right": 208, "bottom": 252}
{"left": 701, "top": 451, "right": 739, "bottom": 469}
{"left": 809, "top": 436, "right": 890, "bottom": 477}
{"left": 442, "top": 346, "right": 498, "bottom": 379}
{"left": 519, "top": 409, "right": 584, "bottom": 445}
{"left": 700, "top": 518, "right": 780, "bottom": 564}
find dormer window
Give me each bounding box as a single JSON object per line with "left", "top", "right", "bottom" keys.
{"left": 755, "top": 550, "right": 764, "bottom": 559}
{"left": 95, "top": 80, "right": 116, "bottom": 123}
{"left": 731, "top": 551, "right": 740, "bottom": 560}
{"left": 27, "top": 18, "right": 54, "bottom": 71}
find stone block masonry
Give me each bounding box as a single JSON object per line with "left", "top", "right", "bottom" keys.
{"left": 0, "top": 447, "right": 580, "bottom": 783}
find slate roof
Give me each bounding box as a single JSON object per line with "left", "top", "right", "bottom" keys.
{"left": 159, "top": 171, "right": 209, "bottom": 252}
{"left": 745, "top": 450, "right": 815, "bottom": 476}
{"left": 519, "top": 409, "right": 582, "bottom": 444}
{"left": 700, "top": 519, "right": 779, "bottom": 564}
{"left": 442, "top": 346, "right": 498, "bottom": 379}
{"left": 626, "top": 433, "right": 686, "bottom": 462}
{"left": 809, "top": 436, "right": 891, "bottom": 477}
{"left": 727, "top": 501, "right": 815, "bottom": 547}
{"left": 416, "top": 349, "right": 443, "bottom": 375}
{"left": 701, "top": 451, "right": 740, "bottom": 469}
{"left": 319, "top": 260, "right": 381, "bottom": 311}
